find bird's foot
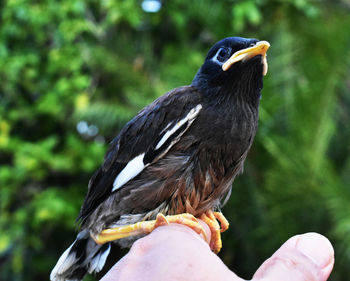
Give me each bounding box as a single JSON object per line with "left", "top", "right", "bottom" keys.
{"left": 200, "top": 210, "right": 229, "bottom": 253}
{"left": 92, "top": 213, "right": 208, "bottom": 245}
{"left": 213, "top": 211, "right": 229, "bottom": 233}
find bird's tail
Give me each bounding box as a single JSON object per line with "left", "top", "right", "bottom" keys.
{"left": 50, "top": 230, "right": 111, "bottom": 281}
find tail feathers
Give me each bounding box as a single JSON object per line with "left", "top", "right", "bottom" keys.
{"left": 50, "top": 230, "right": 111, "bottom": 281}
{"left": 88, "top": 243, "right": 111, "bottom": 274}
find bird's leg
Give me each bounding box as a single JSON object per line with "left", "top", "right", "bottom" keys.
{"left": 92, "top": 213, "right": 208, "bottom": 245}
{"left": 200, "top": 210, "right": 229, "bottom": 253}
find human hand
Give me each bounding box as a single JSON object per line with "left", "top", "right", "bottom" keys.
{"left": 101, "top": 221, "right": 334, "bottom": 281}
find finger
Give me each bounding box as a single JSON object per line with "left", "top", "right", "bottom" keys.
{"left": 151, "top": 219, "right": 212, "bottom": 245}
{"left": 137, "top": 223, "right": 242, "bottom": 281}
{"left": 253, "top": 232, "right": 334, "bottom": 281}
{"left": 197, "top": 218, "right": 212, "bottom": 243}
{"left": 103, "top": 223, "right": 242, "bottom": 281}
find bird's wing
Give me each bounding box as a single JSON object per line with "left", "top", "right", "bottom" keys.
{"left": 78, "top": 86, "right": 202, "bottom": 221}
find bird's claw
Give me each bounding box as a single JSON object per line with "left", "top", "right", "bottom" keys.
{"left": 200, "top": 210, "right": 229, "bottom": 253}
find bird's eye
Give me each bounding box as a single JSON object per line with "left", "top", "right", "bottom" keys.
{"left": 249, "top": 43, "right": 256, "bottom": 47}
{"left": 216, "top": 47, "right": 229, "bottom": 62}
{"left": 212, "top": 47, "right": 231, "bottom": 65}
{"left": 218, "top": 48, "right": 227, "bottom": 58}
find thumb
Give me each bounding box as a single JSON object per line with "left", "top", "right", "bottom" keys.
{"left": 253, "top": 232, "right": 334, "bottom": 281}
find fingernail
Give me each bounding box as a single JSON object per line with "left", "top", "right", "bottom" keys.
{"left": 296, "top": 232, "right": 334, "bottom": 269}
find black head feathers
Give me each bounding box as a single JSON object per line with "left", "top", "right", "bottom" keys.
{"left": 192, "top": 37, "right": 269, "bottom": 100}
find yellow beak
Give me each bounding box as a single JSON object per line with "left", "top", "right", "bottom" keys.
{"left": 222, "top": 41, "right": 270, "bottom": 75}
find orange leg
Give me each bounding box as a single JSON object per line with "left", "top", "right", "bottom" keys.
{"left": 200, "top": 211, "right": 229, "bottom": 253}
{"left": 214, "top": 212, "right": 230, "bottom": 233}
{"left": 92, "top": 213, "right": 208, "bottom": 245}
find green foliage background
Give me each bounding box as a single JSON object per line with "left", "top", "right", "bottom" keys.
{"left": 1, "top": 0, "right": 350, "bottom": 280}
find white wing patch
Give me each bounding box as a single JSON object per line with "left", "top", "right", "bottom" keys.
{"left": 112, "top": 104, "right": 202, "bottom": 192}
{"left": 155, "top": 104, "right": 202, "bottom": 150}
{"left": 112, "top": 153, "right": 145, "bottom": 191}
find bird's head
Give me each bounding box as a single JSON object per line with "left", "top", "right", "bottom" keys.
{"left": 192, "top": 37, "right": 270, "bottom": 101}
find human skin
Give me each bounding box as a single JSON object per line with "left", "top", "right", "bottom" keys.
{"left": 101, "top": 221, "right": 334, "bottom": 281}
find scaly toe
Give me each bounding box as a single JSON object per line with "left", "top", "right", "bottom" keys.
{"left": 200, "top": 210, "right": 225, "bottom": 253}
{"left": 214, "top": 212, "right": 229, "bottom": 233}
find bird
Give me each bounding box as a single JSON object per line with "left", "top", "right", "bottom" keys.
{"left": 50, "top": 36, "right": 270, "bottom": 281}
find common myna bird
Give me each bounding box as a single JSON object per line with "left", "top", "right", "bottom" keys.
{"left": 51, "top": 36, "right": 270, "bottom": 280}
